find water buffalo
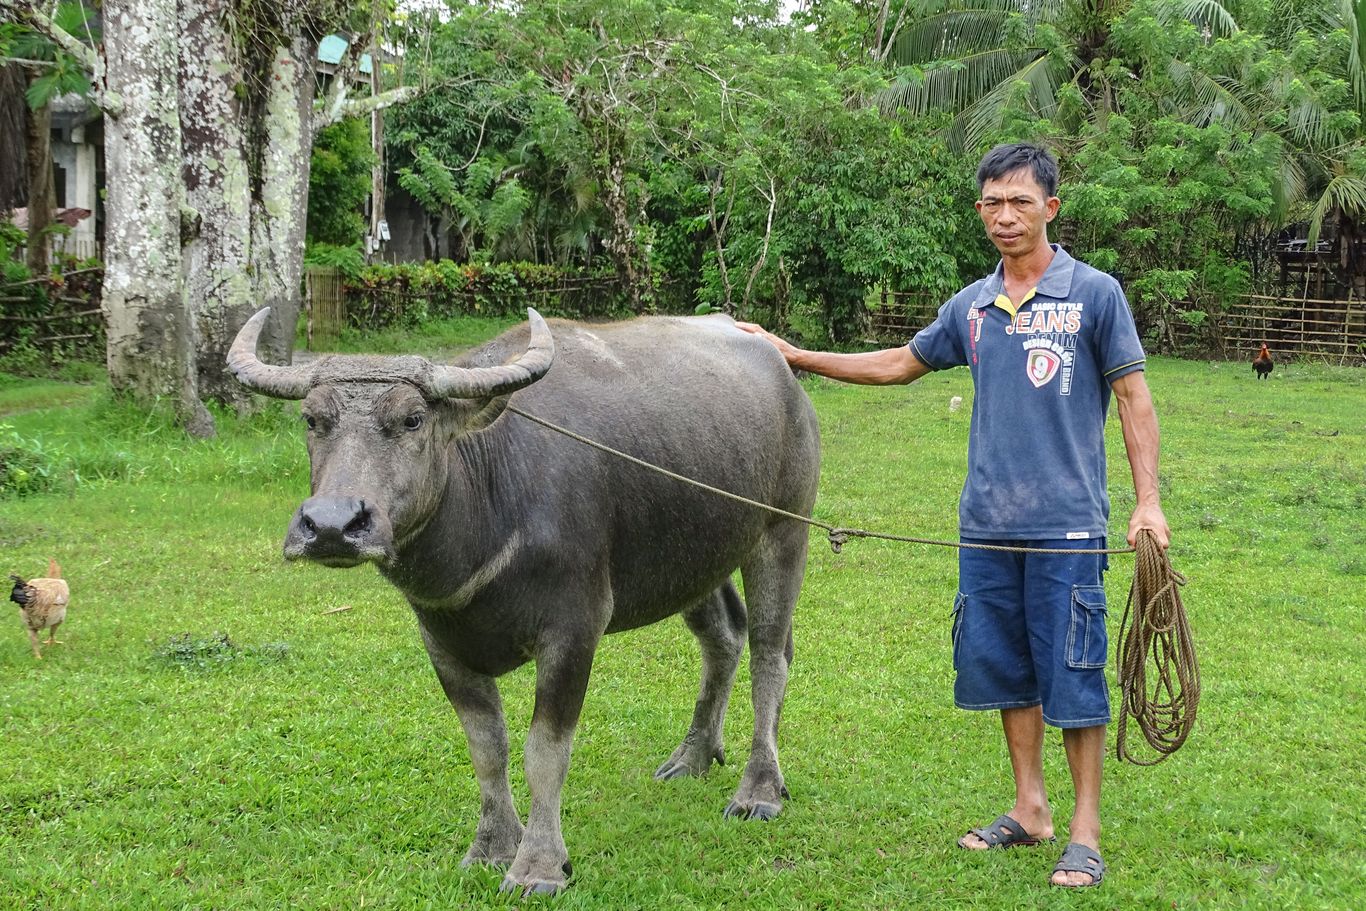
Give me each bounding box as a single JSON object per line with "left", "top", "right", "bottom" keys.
{"left": 228, "top": 308, "right": 820, "bottom": 894}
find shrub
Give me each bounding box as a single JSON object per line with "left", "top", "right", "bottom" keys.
{"left": 0, "top": 422, "right": 70, "bottom": 498}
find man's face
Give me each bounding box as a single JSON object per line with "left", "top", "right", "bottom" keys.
{"left": 976, "top": 168, "right": 1060, "bottom": 259}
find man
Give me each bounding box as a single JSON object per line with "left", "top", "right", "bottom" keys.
{"left": 738, "top": 142, "right": 1168, "bottom": 888}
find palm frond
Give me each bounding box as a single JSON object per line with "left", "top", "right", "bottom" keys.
{"left": 891, "top": 10, "right": 1014, "bottom": 66}
{"left": 1281, "top": 74, "right": 1348, "bottom": 149}
{"left": 905, "top": 0, "right": 1065, "bottom": 19}
{"left": 958, "top": 52, "right": 1070, "bottom": 150}
{"left": 1307, "top": 172, "right": 1366, "bottom": 245}
{"left": 1345, "top": 0, "right": 1366, "bottom": 113}
{"left": 1175, "top": 0, "right": 1240, "bottom": 38}
{"left": 1273, "top": 153, "right": 1308, "bottom": 219}
{"left": 1168, "top": 60, "right": 1257, "bottom": 130}
{"left": 876, "top": 46, "right": 1049, "bottom": 116}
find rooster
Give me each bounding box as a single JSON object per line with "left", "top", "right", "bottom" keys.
{"left": 1253, "top": 343, "right": 1274, "bottom": 379}
{"left": 10, "top": 558, "right": 69, "bottom": 660}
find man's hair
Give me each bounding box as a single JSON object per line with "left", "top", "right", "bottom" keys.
{"left": 975, "top": 143, "right": 1059, "bottom": 197}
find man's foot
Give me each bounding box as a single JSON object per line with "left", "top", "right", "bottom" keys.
{"left": 1051, "top": 842, "right": 1105, "bottom": 887}
{"left": 958, "top": 813, "right": 1056, "bottom": 850}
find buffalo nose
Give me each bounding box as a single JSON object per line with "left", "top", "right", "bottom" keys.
{"left": 297, "top": 496, "right": 372, "bottom": 549}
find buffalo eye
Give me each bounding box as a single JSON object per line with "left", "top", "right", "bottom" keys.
{"left": 403, "top": 412, "right": 424, "bottom": 431}
{"left": 303, "top": 413, "right": 317, "bottom": 431}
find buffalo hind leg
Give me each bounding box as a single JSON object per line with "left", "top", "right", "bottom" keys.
{"left": 501, "top": 629, "right": 598, "bottom": 896}
{"left": 728, "top": 520, "right": 808, "bottom": 820}
{"left": 417, "top": 624, "right": 523, "bottom": 868}
{"left": 655, "top": 580, "right": 747, "bottom": 779}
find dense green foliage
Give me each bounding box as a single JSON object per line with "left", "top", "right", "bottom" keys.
{"left": 1, "top": 318, "right": 1364, "bottom": 908}
{"left": 307, "top": 118, "right": 377, "bottom": 248}
{"left": 363, "top": 0, "right": 1366, "bottom": 348}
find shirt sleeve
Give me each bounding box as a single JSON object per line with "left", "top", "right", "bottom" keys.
{"left": 910, "top": 292, "right": 970, "bottom": 371}
{"left": 1095, "top": 279, "right": 1146, "bottom": 381}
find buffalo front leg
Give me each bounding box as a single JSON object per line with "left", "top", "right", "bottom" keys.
{"left": 501, "top": 633, "right": 597, "bottom": 896}
{"left": 728, "top": 521, "right": 809, "bottom": 820}
{"left": 418, "top": 625, "right": 523, "bottom": 868}
{"left": 656, "top": 581, "right": 746, "bottom": 779}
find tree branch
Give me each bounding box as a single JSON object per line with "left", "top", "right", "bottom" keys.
{"left": 316, "top": 83, "right": 424, "bottom": 126}
{"left": 742, "top": 173, "right": 778, "bottom": 314}
{"left": 1, "top": 0, "right": 121, "bottom": 116}
{"left": 878, "top": 1, "right": 913, "bottom": 64}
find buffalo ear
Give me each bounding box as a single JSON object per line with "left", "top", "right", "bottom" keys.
{"left": 451, "top": 395, "right": 512, "bottom": 435}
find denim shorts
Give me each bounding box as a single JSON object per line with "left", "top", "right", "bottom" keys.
{"left": 950, "top": 537, "right": 1111, "bottom": 729}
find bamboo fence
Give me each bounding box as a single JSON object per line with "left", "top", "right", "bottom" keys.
{"left": 304, "top": 266, "right": 347, "bottom": 349}
{"left": 869, "top": 291, "right": 1366, "bottom": 366}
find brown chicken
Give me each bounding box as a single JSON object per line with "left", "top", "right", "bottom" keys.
{"left": 10, "top": 558, "right": 70, "bottom": 660}
{"left": 1253, "top": 342, "right": 1273, "bottom": 379}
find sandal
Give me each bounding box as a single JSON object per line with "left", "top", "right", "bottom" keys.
{"left": 959, "top": 814, "right": 1055, "bottom": 849}
{"left": 1051, "top": 842, "right": 1105, "bottom": 887}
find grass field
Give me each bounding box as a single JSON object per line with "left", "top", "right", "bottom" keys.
{"left": 2, "top": 320, "right": 1364, "bottom": 910}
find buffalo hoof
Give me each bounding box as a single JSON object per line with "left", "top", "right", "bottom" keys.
{"left": 499, "top": 877, "right": 562, "bottom": 896}
{"left": 724, "top": 783, "right": 790, "bottom": 820}
{"left": 654, "top": 738, "right": 724, "bottom": 780}
{"left": 459, "top": 852, "right": 514, "bottom": 870}
{"left": 724, "top": 799, "right": 782, "bottom": 820}
{"left": 460, "top": 833, "right": 522, "bottom": 869}
{"left": 498, "top": 860, "right": 573, "bottom": 896}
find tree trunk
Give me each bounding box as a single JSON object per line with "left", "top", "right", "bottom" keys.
{"left": 368, "top": 50, "right": 386, "bottom": 263}
{"left": 23, "top": 89, "right": 54, "bottom": 274}
{"left": 102, "top": 0, "right": 214, "bottom": 437}
{"left": 178, "top": 0, "right": 255, "bottom": 410}
{"left": 601, "top": 144, "right": 645, "bottom": 311}
{"left": 248, "top": 36, "right": 319, "bottom": 367}
{"left": 0, "top": 64, "right": 27, "bottom": 211}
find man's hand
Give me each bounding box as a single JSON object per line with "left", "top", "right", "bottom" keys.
{"left": 1127, "top": 502, "right": 1170, "bottom": 550}
{"left": 736, "top": 321, "right": 802, "bottom": 366}
{"left": 736, "top": 322, "right": 930, "bottom": 385}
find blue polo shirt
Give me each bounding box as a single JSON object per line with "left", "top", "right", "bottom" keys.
{"left": 910, "top": 245, "right": 1146, "bottom": 540}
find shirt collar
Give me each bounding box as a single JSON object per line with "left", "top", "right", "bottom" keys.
{"left": 977, "top": 244, "right": 1077, "bottom": 308}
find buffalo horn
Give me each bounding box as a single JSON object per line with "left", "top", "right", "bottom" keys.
{"left": 227, "top": 307, "right": 315, "bottom": 400}
{"left": 421, "top": 308, "right": 555, "bottom": 399}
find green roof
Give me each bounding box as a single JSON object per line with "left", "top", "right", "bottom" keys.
{"left": 318, "top": 34, "right": 373, "bottom": 75}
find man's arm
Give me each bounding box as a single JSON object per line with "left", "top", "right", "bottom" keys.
{"left": 736, "top": 322, "right": 932, "bottom": 385}
{"left": 1110, "top": 370, "right": 1170, "bottom": 548}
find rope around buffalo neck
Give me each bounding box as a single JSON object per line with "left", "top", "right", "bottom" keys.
{"left": 507, "top": 404, "right": 1198, "bottom": 762}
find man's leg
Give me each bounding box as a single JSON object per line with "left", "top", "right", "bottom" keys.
{"left": 1054, "top": 723, "right": 1105, "bottom": 885}
{"left": 1023, "top": 541, "right": 1110, "bottom": 883}
{"left": 960, "top": 705, "right": 1054, "bottom": 848}
{"left": 956, "top": 539, "right": 1052, "bottom": 849}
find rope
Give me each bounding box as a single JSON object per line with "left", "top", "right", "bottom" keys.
{"left": 1114, "top": 529, "right": 1200, "bottom": 764}
{"left": 507, "top": 405, "right": 1198, "bottom": 761}
{"left": 507, "top": 405, "right": 1131, "bottom": 556}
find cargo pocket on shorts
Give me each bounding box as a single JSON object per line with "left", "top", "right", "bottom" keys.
{"left": 1066, "top": 585, "right": 1108, "bottom": 669}
{"left": 950, "top": 592, "right": 966, "bottom": 670}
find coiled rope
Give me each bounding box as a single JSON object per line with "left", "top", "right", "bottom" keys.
{"left": 1114, "top": 528, "right": 1200, "bottom": 764}
{"left": 508, "top": 405, "right": 1198, "bottom": 762}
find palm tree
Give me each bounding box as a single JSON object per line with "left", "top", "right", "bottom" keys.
{"left": 874, "top": 0, "right": 1238, "bottom": 150}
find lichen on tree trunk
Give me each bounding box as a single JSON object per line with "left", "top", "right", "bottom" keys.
{"left": 248, "top": 37, "right": 318, "bottom": 368}
{"left": 102, "top": 0, "right": 214, "bottom": 437}
{"left": 178, "top": 0, "right": 255, "bottom": 411}
{"left": 10, "top": 0, "right": 407, "bottom": 429}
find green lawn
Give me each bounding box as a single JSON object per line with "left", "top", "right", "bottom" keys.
{"left": 2, "top": 333, "right": 1364, "bottom": 910}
